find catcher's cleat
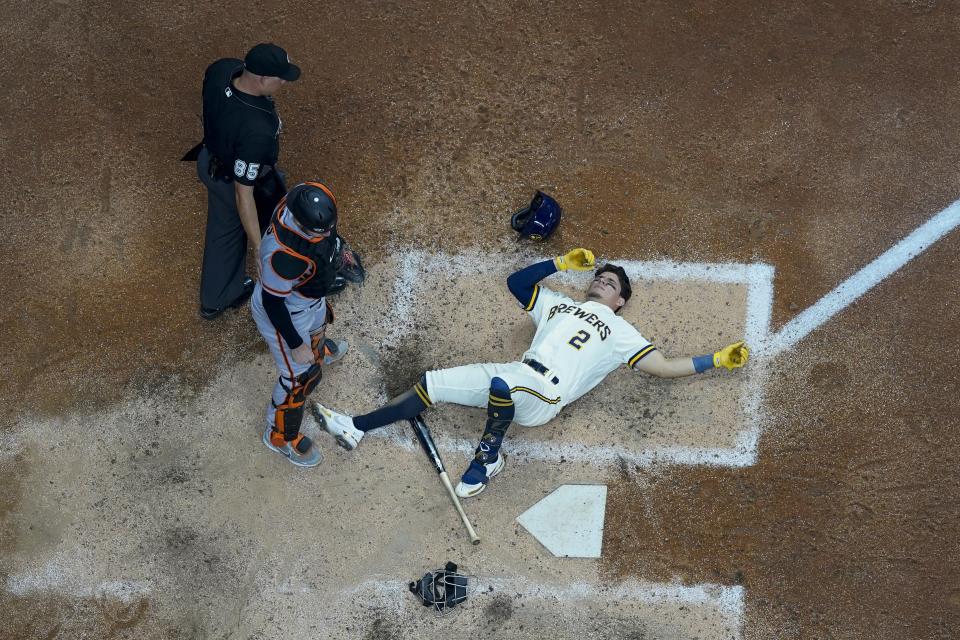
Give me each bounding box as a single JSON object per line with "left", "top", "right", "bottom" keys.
{"left": 322, "top": 338, "right": 348, "bottom": 366}
{"left": 262, "top": 426, "right": 322, "bottom": 467}
{"left": 454, "top": 454, "right": 505, "bottom": 498}
{"left": 311, "top": 402, "right": 364, "bottom": 451}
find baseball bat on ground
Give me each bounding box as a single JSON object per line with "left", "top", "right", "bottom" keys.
{"left": 409, "top": 415, "right": 480, "bottom": 545}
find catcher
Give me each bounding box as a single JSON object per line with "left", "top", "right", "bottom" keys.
{"left": 314, "top": 248, "right": 749, "bottom": 493}
{"left": 251, "top": 181, "right": 363, "bottom": 467}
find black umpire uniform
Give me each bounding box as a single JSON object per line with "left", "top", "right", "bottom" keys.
{"left": 195, "top": 43, "right": 300, "bottom": 319}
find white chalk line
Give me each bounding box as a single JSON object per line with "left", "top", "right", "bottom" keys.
{"left": 386, "top": 195, "right": 960, "bottom": 467}
{"left": 766, "top": 199, "right": 960, "bottom": 356}
{"left": 6, "top": 569, "right": 151, "bottom": 602}
{"left": 375, "top": 427, "right": 758, "bottom": 468}
{"left": 4, "top": 549, "right": 153, "bottom": 602}
{"left": 0, "top": 431, "right": 21, "bottom": 459}
{"left": 343, "top": 577, "right": 744, "bottom": 627}
{"left": 386, "top": 250, "right": 772, "bottom": 469}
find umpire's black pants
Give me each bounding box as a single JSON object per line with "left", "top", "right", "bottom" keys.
{"left": 197, "top": 146, "right": 249, "bottom": 311}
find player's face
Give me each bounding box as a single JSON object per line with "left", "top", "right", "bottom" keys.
{"left": 586, "top": 273, "right": 626, "bottom": 310}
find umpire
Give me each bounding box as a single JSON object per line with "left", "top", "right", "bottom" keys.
{"left": 194, "top": 43, "right": 300, "bottom": 320}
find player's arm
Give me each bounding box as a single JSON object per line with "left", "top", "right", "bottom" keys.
{"left": 232, "top": 135, "right": 274, "bottom": 258}
{"left": 632, "top": 341, "right": 749, "bottom": 378}
{"left": 261, "top": 290, "right": 303, "bottom": 350}
{"left": 506, "top": 260, "right": 557, "bottom": 310}
{"left": 234, "top": 183, "right": 262, "bottom": 276}
{"left": 261, "top": 290, "right": 315, "bottom": 364}
{"left": 234, "top": 182, "right": 260, "bottom": 246}
{"left": 507, "top": 248, "right": 595, "bottom": 309}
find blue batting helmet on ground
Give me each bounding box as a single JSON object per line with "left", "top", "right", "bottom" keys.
{"left": 511, "top": 191, "right": 562, "bottom": 240}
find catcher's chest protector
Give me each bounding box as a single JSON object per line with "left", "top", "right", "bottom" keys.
{"left": 269, "top": 214, "right": 339, "bottom": 298}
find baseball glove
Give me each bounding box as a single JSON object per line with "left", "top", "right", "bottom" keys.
{"left": 326, "top": 240, "right": 365, "bottom": 295}
{"left": 336, "top": 243, "right": 365, "bottom": 284}
{"left": 713, "top": 341, "right": 749, "bottom": 370}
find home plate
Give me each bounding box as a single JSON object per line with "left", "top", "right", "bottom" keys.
{"left": 517, "top": 484, "right": 607, "bottom": 558}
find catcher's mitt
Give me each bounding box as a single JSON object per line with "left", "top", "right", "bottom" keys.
{"left": 328, "top": 240, "right": 365, "bottom": 294}
{"left": 337, "top": 243, "right": 365, "bottom": 284}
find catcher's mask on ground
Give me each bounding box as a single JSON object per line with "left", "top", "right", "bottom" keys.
{"left": 409, "top": 561, "right": 469, "bottom": 613}
{"left": 511, "top": 191, "right": 562, "bottom": 240}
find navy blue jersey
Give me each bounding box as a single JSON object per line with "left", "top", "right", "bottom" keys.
{"left": 201, "top": 58, "right": 281, "bottom": 185}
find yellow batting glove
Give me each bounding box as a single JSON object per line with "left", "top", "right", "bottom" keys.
{"left": 554, "top": 248, "right": 596, "bottom": 271}
{"left": 713, "top": 341, "right": 749, "bottom": 370}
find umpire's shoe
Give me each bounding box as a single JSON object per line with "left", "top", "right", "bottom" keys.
{"left": 455, "top": 454, "right": 506, "bottom": 498}
{"left": 312, "top": 402, "right": 364, "bottom": 451}
{"left": 199, "top": 276, "right": 255, "bottom": 320}
{"left": 262, "top": 426, "right": 322, "bottom": 467}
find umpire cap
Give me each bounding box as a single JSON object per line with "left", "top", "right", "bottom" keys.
{"left": 245, "top": 43, "right": 301, "bottom": 81}
{"left": 286, "top": 182, "right": 337, "bottom": 234}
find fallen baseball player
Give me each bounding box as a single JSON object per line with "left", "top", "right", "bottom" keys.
{"left": 313, "top": 248, "right": 749, "bottom": 497}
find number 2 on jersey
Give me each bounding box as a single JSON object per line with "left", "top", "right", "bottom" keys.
{"left": 568, "top": 329, "right": 591, "bottom": 350}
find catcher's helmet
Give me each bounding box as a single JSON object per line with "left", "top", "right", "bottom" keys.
{"left": 286, "top": 181, "right": 337, "bottom": 234}
{"left": 511, "top": 191, "right": 562, "bottom": 240}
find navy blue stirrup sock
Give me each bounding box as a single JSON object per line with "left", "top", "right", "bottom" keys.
{"left": 472, "top": 377, "right": 514, "bottom": 464}
{"left": 353, "top": 375, "right": 432, "bottom": 432}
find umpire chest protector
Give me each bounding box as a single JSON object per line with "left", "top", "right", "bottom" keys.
{"left": 268, "top": 212, "right": 339, "bottom": 299}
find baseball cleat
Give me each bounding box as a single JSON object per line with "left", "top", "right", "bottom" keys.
{"left": 454, "top": 454, "right": 506, "bottom": 498}
{"left": 311, "top": 402, "right": 364, "bottom": 450}
{"left": 322, "top": 338, "right": 348, "bottom": 366}
{"left": 262, "top": 426, "right": 322, "bottom": 467}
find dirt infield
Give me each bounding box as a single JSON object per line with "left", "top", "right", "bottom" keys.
{"left": 2, "top": 1, "right": 959, "bottom": 638}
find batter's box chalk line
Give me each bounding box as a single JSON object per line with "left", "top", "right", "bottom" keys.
{"left": 5, "top": 554, "right": 152, "bottom": 603}
{"left": 383, "top": 198, "right": 960, "bottom": 469}
{"left": 765, "top": 199, "right": 960, "bottom": 356}
{"left": 338, "top": 577, "right": 744, "bottom": 634}
{"left": 384, "top": 250, "right": 774, "bottom": 469}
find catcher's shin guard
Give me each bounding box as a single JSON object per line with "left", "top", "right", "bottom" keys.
{"left": 307, "top": 303, "right": 336, "bottom": 358}
{"left": 272, "top": 364, "right": 323, "bottom": 442}
{"left": 472, "top": 377, "right": 514, "bottom": 464}
{"left": 310, "top": 332, "right": 325, "bottom": 362}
